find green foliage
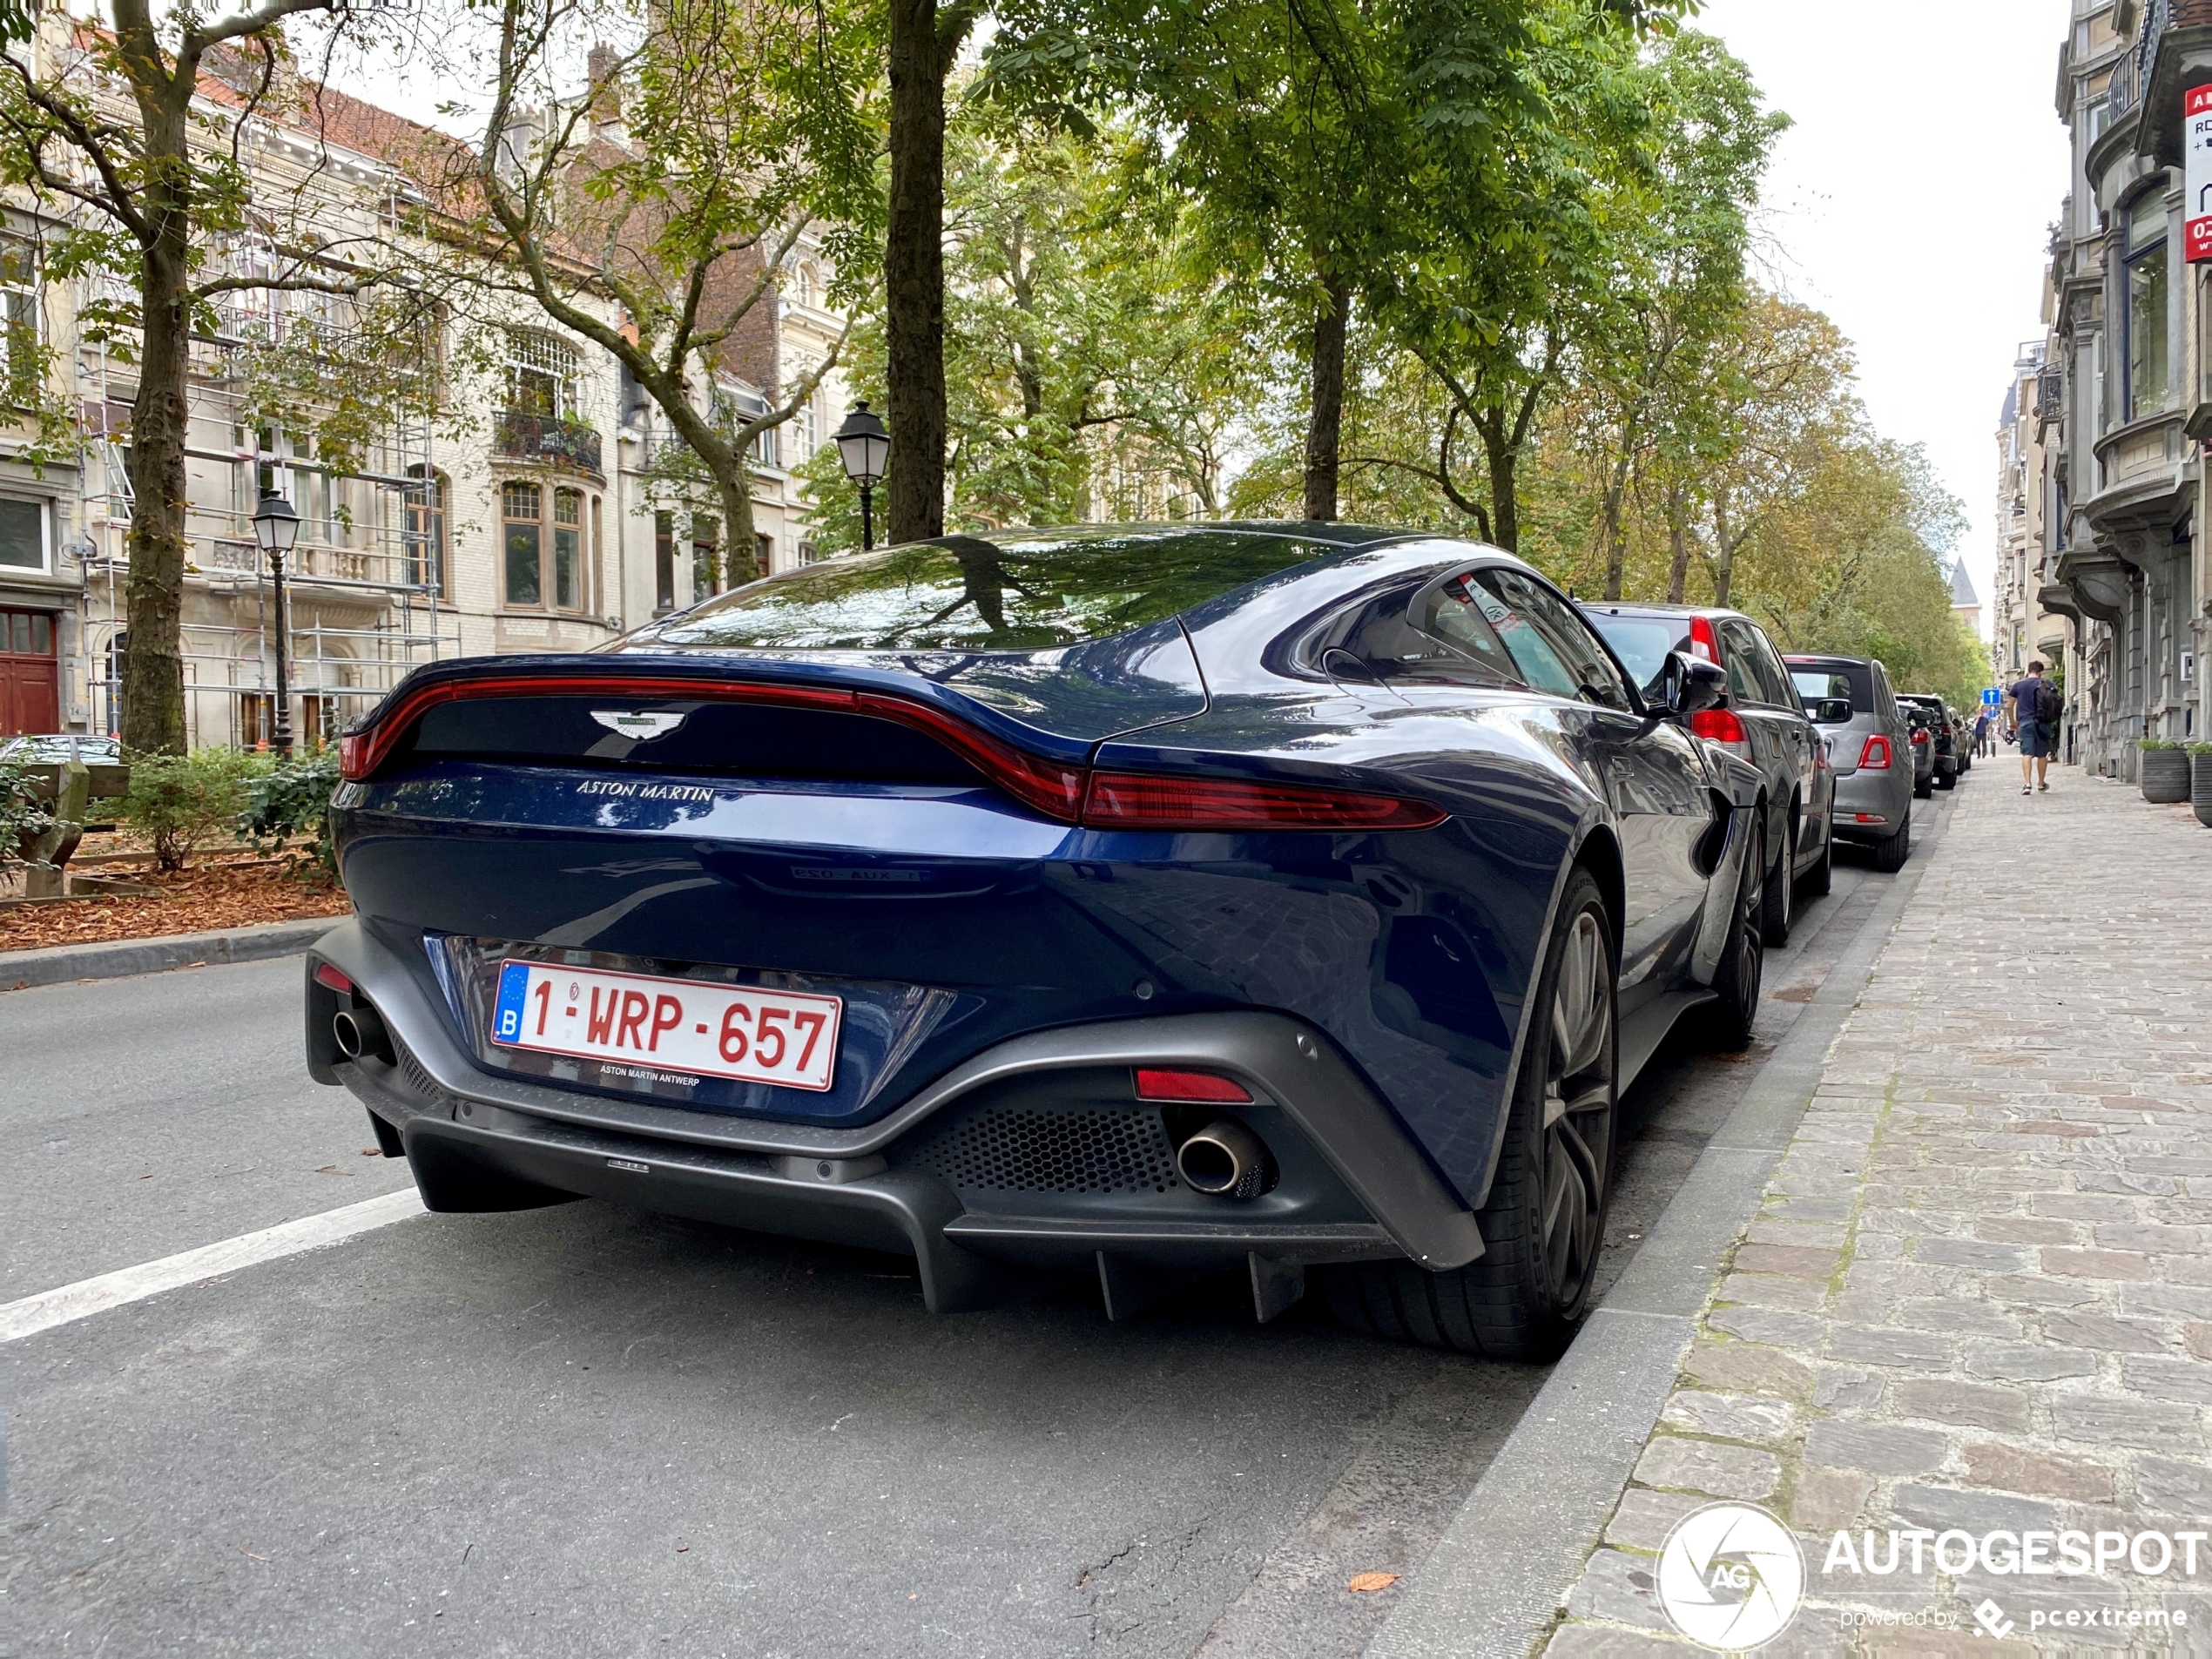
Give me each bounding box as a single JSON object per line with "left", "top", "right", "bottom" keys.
{"left": 121, "top": 749, "right": 267, "bottom": 873}
{"left": 0, "top": 752, "right": 56, "bottom": 863}
{"left": 2139, "top": 738, "right": 2181, "bottom": 752}
{"left": 237, "top": 750, "right": 343, "bottom": 877}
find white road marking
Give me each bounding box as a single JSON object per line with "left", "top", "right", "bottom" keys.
{"left": 0, "top": 1186, "right": 427, "bottom": 1344}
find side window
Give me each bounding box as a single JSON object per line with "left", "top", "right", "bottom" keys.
{"left": 1750, "top": 631, "right": 1797, "bottom": 710}
{"left": 1716, "top": 620, "right": 1768, "bottom": 705}
{"left": 1318, "top": 579, "right": 1510, "bottom": 688}
{"left": 1409, "top": 572, "right": 1521, "bottom": 684}
{"left": 1471, "top": 569, "right": 1632, "bottom": 710}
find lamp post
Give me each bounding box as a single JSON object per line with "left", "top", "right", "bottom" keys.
{"left": 252, "top": 490, "right": 301, "bottom": 757}
{"left": 833, "top": 401, "right": 891, "bottom": 551}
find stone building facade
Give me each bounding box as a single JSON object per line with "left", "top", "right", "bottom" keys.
{"left": 2039, "top": 0, "right": 2212, "bottom": 778}
{"left": 0, "top": 22, "right": 850, "bottom": 748}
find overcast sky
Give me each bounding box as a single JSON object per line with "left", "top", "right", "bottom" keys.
{"left": 1694, "top": 0, "right": 2074, "bottom": 633}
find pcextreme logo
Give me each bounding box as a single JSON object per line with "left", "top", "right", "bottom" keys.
{"left": 1656, "top": 1501, "right": 1806, "bottom": 1650}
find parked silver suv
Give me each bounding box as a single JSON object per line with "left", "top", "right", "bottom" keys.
{"left": 1784, "top": 654, "right": 1915, "bottom": 873}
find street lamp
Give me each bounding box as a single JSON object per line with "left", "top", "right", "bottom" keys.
{"left": 251, "top": 490, "right": 301, "bottom": 758}
{"left": 833, "top": 401, "right": 890, "bottom": 551}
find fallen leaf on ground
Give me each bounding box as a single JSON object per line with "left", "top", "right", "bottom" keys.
{"left": 1347, "top": 1572, "right": 1399, "bottom": 1594}
{"left": 314, "top": 1164, "right": 338, "bottom": 1173}
{"left": 0, "top": 860, "right": 348, "bottom": 952}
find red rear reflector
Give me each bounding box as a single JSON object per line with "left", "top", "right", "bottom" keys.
{"left": 314, "top": 962, "right": 354, "bottom": 994}
{"left": 1134, "top": 1068, "right": 1252, "bottom": 1104}
{"left": 1855, "top": 813, "right": 1886, "bottom": 825}
{"left": 1858, "top": 733, "right": 1892, "bottom": 770}
{"left": 1082, "top": 771, "right": 1445, "bottom": 832}
{"left": 1688, "top": 615, "right": 1722, "bottom": 664}
{"left": 1689, "top": 707, "right": 1748, "bottom": 747}
{"left": 338, "top": 732, "right": 367, "bottom": 780}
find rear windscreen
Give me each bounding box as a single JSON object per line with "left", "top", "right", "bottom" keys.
{"left": 1583, "top": 616, "right": 1686, "bottom": 692}
{"left": 646, "top": 529, "right": 1335, "bottom": 651}
{"left": 1790, "top": 664, "right": 1872, "bottom": 711}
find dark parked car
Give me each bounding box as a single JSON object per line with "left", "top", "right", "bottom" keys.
{"left": 1895, "top": 693, "right": 1959, "bottom": 790}
{"left": 1784, "top": 655, "right": 1914, "bottom": 873}
{"left": 1578, "top": 604, "right": 1835, "bottom": 945}
{"left": 311, "top": 524, "right": 1771, "bottom": 1361}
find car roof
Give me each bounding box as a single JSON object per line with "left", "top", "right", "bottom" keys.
{"left": 1577, "top": 601, "right": 1750, "bottom": 621}
{"left": 1783, "top": 652, "right": 1875, "bottom": 666}
{"left": 947, "top": 520, "right": 1418, "bottom": 553}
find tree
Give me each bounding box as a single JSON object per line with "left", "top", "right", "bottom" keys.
{"left": 0, "top": 3, "right": 406, "bottom": 752}
{"left": 431, "top": 0, "right": 876, "bottom": 586}
{"left": 886, "top": 0, "right": 982, "bottom": 543}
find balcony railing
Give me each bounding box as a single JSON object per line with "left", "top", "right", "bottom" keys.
{"left": 493, "top": 409, "right": 603, "bottom": 475}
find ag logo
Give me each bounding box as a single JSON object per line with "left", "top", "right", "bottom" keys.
{"left": 1656, "top": 1501, "right": 1804, "bottom": 1650}
{"left": 590, "top": 710, "right": 687, "bottom": 741}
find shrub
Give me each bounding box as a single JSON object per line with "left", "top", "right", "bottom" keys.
{"left": 122, "top": 748, "right": 266, "bottom": 872}
{"left": 2188, "top": 742, "right": 2212, "bottom": 758}
{"left": 2137, "top": 738, "right": 2178, "bottom": 752}
{"left": 0, "top": 752, "right": 57, "bottom": 864}
{"left": 237, "top": 748, "right": 343, "bottom": 877}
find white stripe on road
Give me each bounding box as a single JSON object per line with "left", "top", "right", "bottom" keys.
{"left": 0, "top": 1187, "right": 426, "bottom": 1345}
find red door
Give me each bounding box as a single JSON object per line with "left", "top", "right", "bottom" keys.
{"left": 0, "top": 607, "right": 60, "bottom": 735}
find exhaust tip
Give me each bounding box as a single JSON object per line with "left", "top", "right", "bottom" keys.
{"left": 1176, "top": 1117, "right": 1273, "bottom": 1199}
{"left": 333, "top": 1005, "right": 392, "bottom": 1064}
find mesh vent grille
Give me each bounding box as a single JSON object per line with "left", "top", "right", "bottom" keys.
{"left": 915, "top": 1107, "right": 1181, "bottom": 1196}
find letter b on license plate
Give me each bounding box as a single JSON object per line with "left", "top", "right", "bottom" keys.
{"left": 491, "top": 961, "right": 841, "bottom": 1091}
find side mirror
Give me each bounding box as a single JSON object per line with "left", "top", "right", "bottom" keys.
{"left": 1653, "top": 651, "right": 1728, "bottom": 718}
{"left": 1808, "top": 698, "right": 1852, "bottom": 725}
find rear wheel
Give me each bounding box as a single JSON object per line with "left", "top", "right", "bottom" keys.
{"left": 1761, "top": 817, "right": 1795, "bottom": 947}
{"left": 1703, "top": 820, "right": 1764, "bottom": 1052}
{"left": 1913, "top": 772, "right": 1933, "bottom": 799}
{"left": 1802, "top": 819, "right": 1833, "bottom": 898}
{"left": 1318, "top": 868, "right": 1616, "bottom": 1361}
{"left": 1937, "top": 765, "right": 1956, "bottom": 791}
{"left": 1870, "top": 813, "right": 1911, "bottom": 873}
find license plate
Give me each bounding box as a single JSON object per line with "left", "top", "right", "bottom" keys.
{"left": 489, "top": 961, "right": 841, "bottom": 1091}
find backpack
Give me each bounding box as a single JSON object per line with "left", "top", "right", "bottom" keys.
{"left": 2033, "top": 679, "right": 2062, "bottom": 723}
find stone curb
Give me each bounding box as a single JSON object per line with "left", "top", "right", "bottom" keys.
{"left": 1366, "top": 800, "right": 1957, "bottom": 1659}
{"left": 0, "top": 917, "right": 341, "bottom": 992}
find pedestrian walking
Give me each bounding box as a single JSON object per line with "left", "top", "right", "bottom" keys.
{"left": 1971, "top": 709, "right": 1992, "bottom": 759}
{"left": 2004, "top": 659, "right": 2061, "bottom": 795}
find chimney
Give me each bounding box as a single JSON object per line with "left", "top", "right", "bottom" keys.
{"left": 587, "top": 44, "right": 624, "bottom": 141}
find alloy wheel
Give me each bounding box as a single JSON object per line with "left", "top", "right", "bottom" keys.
{"left": 1737, "top": 831, "right": 1766, "bottom": 1017}
{"left": 1539, "top": 907, "right": 1615, "bottom": 1312}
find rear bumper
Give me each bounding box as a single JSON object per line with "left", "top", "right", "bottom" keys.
{"left": 307, "top": 920, "right": 1483, "bottom": 1311}
{"left": 1827, "top": 768, "right": 1913, "bottom": 841}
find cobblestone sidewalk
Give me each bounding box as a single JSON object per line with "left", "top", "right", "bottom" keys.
{"left": 1546, "top": 772, "right": 2212, "bottom": 1656}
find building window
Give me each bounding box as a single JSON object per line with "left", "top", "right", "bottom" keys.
{"left": 0, "top": 236, "right": 37, "bottom": 388}
{"left": 797, "top": 540, "right": 820, "bottom": 566}
{"left": 794, "top": 381, "right": 819, "bottom": 459}
{"left": 505, "top": 328, "right": 581, "bottom": 420}
{"left": 2126, "top": 188, "right": 2170, "bottom": 419}
{"left": 503, "top": 481, "right": 590, "bottom": 611}
{"left": 756, "top": 531, "right": 772, "bottom": 577}
{"left": 403, "top": 466, "right": 447, "bottom": 595}
{"left": 692, "top": 516, "right": 720, "bottom": 597}
{"left": 502, "top": 481, "right": 543, "bottom": 605}
{"left": 0, "top": 495, "right": 46, "bottom": 571}
{"left": 655, "top": 510, "right": 677, "bottom": 611}
{"left": 553, "top": 487, "right": 583, "bottom": 610}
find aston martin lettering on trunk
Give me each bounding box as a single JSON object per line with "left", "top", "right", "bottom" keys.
{"left": 490, "top": 960, "right": 841, "bottom": 1090}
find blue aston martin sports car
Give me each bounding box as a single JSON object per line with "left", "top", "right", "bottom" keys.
{"left": 308, "top": 523, "right": 1769, "bottom": 1359}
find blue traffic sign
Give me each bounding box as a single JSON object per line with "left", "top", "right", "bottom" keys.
{"left": 1981, "top": 687, "right": 2001, "bottom": 707}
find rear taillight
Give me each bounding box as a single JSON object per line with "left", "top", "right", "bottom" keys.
{"left": 1911, "top": 730, "right": 1930, "bottom": 746}
{"left": 336, "top": 673, "right": 1443, "bottom": 833}
{"left": 1135, "top": 1068, "right": 1252, "bottom": 1104}
{"left": 1689, "top": 707, "right": 1749, "bottom": 751}
{"left": 1858, "top": 733, "right": 1892, "bottom": 770}
{"left": 1688, "top": 615, "right": 1722, "bottom": 664}
{"left": 1082, "top": 771, "right": 1444, "bottom": 832}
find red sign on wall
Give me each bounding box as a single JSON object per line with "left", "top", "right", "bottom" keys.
{"left": 2188, "top": 85, "right": 2212, "bottom": 262}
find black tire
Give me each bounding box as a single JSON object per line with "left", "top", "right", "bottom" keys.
{"left": 1761, "top": 816, "right": 1794, "bottom": 948}
{"left": 1801, "top": 819, "right": 1833, "bottom": 898}
{"left": 1703, "top": 819, "right": 1764, "bottom": 1052}
{"left": 1937, "top": 767, "right": 1956, "bottom": 791}
{"left": 1913, "top": 772, "right": 1933, "bottom": 799}
{"left": 1870, "top": 814, "right": 1911, "bottom": 873}
{"left": 1318, "top": 868, "right": 1616, "bottom": 1362}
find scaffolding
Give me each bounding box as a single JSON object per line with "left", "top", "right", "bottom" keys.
{"left": 63, "top": 143, "right": 457, "bottom": 751}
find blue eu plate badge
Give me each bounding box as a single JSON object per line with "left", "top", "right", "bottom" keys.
{"left": 493, "top": 961, "right": 532, "bottom": 1045}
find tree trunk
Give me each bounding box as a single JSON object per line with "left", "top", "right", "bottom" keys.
{"left": 715, "top": 462, "right": 760, "bottom": 588}
{"left": 1710, "top": 496, "right": 1737, "bottom": 606}
{"left": 1477, "top": 406, "right": 1519, "bottom": 554}
{"left": 120, "top": 167, "right": 192, "bottom": 754}
{"left": 1664, "top": 477, "right": 1691, "bottom": 604}
{"left": 1303, "top": 277, "right": 1351, "bottom": 522}
{"left": 887, "top": 0, "right": 952, "bottom": 544}
{"left": 1597, "top": 443, "right": 1635, "bottom": 601}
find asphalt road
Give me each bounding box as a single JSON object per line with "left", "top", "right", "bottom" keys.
{"left": 1, "top": 802, "right": 1946, "bottom": 1657}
